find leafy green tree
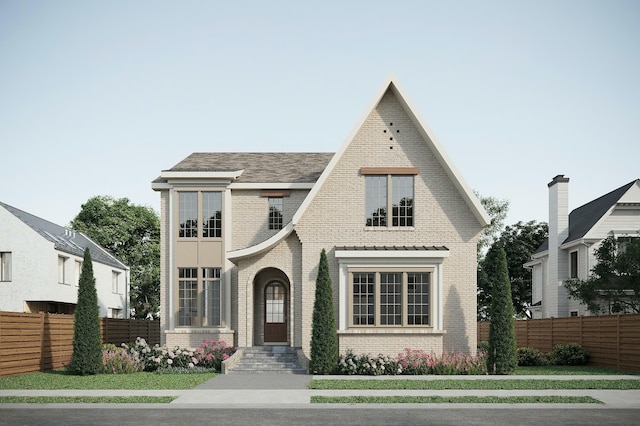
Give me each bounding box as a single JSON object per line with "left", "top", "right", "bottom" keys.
{"left": 475, "top": 191, "right": 509, "bottom": 260}
{"left": 478, "top": 221, "right": 548, "bottom": 319}
{"left": 487, "top": 245, "right": 517, "bottom": 375}
{"left": 70, "top": 248, "right": 102, "bottom": 375}
{"left": 565, "top": 235, "right": 640, "bottom": 314}
{"left": 70, "top": 196, "right": 160, "bottom": 319}
{"left": 309, "top": 249, "right": 338, "bottom": 374}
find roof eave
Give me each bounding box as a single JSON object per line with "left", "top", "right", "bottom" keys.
{"left": 227, "top": 222, "right": 295, "bottom": 262}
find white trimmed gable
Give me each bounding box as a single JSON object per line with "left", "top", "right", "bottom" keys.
{"left": 293, "top": 77, "right": 490, "bottom": 229}
{"left": 585, "top": 180, "right": 640, "bottom": 241}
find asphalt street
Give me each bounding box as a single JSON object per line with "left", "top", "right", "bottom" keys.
{"left": 2, "top": 407, "right": 640, "bottom": 426}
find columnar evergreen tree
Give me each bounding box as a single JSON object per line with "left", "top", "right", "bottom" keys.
{"left": 309, "top": 249, "right": 338, "bottom": 374}
{"left": 70, "top": 248, "right": 102, "bottom": 375}
{"left": 487, "top": 245, "right": 517, "bottom": 375}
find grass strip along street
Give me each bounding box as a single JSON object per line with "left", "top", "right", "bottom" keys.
{"left": 309, "top": 379, "right": 640, "bottom": 390}
{"left": 0, "top": 396, "right": 176, "bottom": 404}
{"left": 0, "top": 370, "right": 216, "bottom": 390}
{"left": 310, "top": 395, "right": 602, "bottom": 404}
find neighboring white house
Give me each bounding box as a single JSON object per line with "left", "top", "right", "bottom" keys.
{"left": 525, "top": 176, "right": 640, "bottom": 319}
{"left": 152, "top": 78, "right": 490, "bottom": 358}
{"left": 0, "top": 201, "right": 129, "bottom": 318}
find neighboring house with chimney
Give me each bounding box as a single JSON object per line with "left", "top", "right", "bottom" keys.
{"left": 0, "top": 202, "right": 129, "bottom": 318}
{"left": 151, "top": 78, "right": 490, "bottom": 359}
{"left": 525, "top": 176, "right": 640, "bottom": 319}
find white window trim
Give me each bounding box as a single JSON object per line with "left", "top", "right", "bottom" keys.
{"left": 335, "top": 249, "right": 449, "bottom": 333}
{"left": 0, "top": 252, "right": 11, "bottom": 282}
{"left": 569, "top": 250, "right": 578, "bottom": 279}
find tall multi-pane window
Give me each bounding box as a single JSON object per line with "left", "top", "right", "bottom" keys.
{"left": 392, "top": 176, "right": 414, "bottom": 227}
{"left": 202, "top": 267, "right": 221, "bottom": 326}
{"left": 365, "top": 176, "right": 387, "bottom": 227}
{"left": 268, "top": 198, "right": 283, "bottom": 230}
{"left": 350, "top": 270, "right": 431, "bottom": 327}
{"left": 380, "top": 273, "right": 402, "bottom": 325}
{"left": 407, "top": 273, "right": 430, "bottom": 325}
{"left": 365, "top": 174, "right": 414, "bottom": 227}
{"left": 352, "top": 273, "right": 375, "bottom": 325}
{"left": 0, "top": 252, "right": 11, "bottom": 281}
{"left": 179, "top": 192, "right": 198, "bottom": 238}
{"left": 178, "top": 268, "right": 198, "bottom": 326}
{"left": 179, "top": 267, "right": 222, "bottom": 327}
{"left": 202, "top": 192, "right": 222, "bottom": 238}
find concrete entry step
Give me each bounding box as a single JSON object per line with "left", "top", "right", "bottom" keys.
{"left": 229, "top": 346, "right": 307, "bottom": 374}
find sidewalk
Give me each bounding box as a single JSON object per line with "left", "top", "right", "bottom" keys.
{"left": 1, "top": 374, "right": 639, "bottom": 409}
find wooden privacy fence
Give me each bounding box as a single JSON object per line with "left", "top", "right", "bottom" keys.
{"left": 478, "top": 314, "right": 640, "bottom": 373}
{"left": 0, "top": 312, "right": 160, "bottom": 377}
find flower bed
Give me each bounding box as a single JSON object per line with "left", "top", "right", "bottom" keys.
{"left": 335, "top": 348, "right": 487, "bottom": 375}
{"left": 100, "top": 337, "right": 236, "bottom": 374}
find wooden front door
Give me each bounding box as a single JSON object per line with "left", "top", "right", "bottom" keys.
{"left": 264, "top": 282, "right": 287, "bottom": 343}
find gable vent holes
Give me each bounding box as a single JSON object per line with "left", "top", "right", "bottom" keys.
{"left": 383, "top": 122, "right": 400, "bottom": 147}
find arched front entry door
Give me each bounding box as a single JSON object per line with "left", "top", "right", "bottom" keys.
{"left": 264, "top": 282, "right": 287, "bottom": 343}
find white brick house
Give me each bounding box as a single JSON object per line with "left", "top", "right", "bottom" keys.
{"left": 0, "top": 202, "right": 129, "bottom": 317}
{"left": 525, "top": 176, "right": 640, "bottom": 318}
{"left": 152, "top": 79, "right": 490, "bottom": 358}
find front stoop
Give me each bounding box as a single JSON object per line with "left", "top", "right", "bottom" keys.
{"left": 228, "top": 346, "right": 308, "bottom": 374}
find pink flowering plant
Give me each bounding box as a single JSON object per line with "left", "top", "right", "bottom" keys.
{"left": 336, "top": 347, "right": 487, "bottom": 376}
{"left": 100, "top": 343, "right": 144, "bottom": 374}
{"left": 396, "top": 348, "right": 487, "bottom": 375}
{"left": 193, "top": 339, "right": 236, "bottom": 371}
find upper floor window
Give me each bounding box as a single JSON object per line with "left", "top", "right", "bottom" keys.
{"left": 203, "top": 192, "right": 222, "bottom": 238}
{"left": 75, "top": 260, "right": 82, "bottom": 286}
{"left": 268, "top": 198, "right": 283, "bottom": 230}
{"left": 112, "top": 271, "right": 121, "bottom": 294}
{"left": 364, "top": 171, "right": 415, "bottom": 228}
{"left": 58, "top": 255, "right": 69, "bottom": 284}
{"left": 179, "top": 192, "right": 198, "bottom": 238}
{"left": 0, "top": 252, "right": 11, "bottom": 282}
{"left": 569, "top": 251, "right": 578, "bottom": 279}
{"left": 179, "top": 191, "right": 223, "bottom": 239}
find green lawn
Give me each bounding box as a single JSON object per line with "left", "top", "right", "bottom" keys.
{"left": 310, "top": 395, "right": 601, "bottom": 404}
{"left": 0, "top": 370, "right": 216, "bottom": 390}
{"left": 309, "top": 379, "right": 640, "bottom": 390}
{"left": 0, "top": 396, "right": 176, "bottom": 404}
{"left": 514, "top": 365, "right": 638, "bottom": 375}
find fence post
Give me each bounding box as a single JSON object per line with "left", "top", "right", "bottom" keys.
{"left": 617, "top": 314, "right": 621, "bottom": 370}
{"left": 39, "top": 312, "right": 45, "bottom": 370}
{"left": 579, "top": 315, "right": 583, "bottom": 346}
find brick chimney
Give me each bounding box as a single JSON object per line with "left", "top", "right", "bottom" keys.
{"left": 547, "top": 175, "right": 570, "bottom": 317}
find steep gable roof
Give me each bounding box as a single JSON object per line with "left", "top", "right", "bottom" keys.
{"left": 292, "top": 77, "right": 491, "bottom": 227}
{"left": 228, "top": 77, "right": 490, "bottom": 261}
{"left": 566, "top": 179, "right": 638, "bottom": 243}
{"left": 534, "top": 179, "right": 640, "bottom": 254}
{"left": 154, "top": 152, "right": 334, "bottom": 184}
{"left": 0, "top": 202, "right": 127, "bottom": 269}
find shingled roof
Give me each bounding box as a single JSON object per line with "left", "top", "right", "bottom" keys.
{"left": 535, "top": 179, "right": 639, "bottom": 253}
{"left": 156, "top": 152, "right": 335, "bottom": 184}
{"left": 0, "top": 202, "right": 127, "bottom": 269}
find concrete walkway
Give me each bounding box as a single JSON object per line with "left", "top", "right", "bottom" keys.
{"left": 1, "top": 374, "right": 639, "bottom": 409}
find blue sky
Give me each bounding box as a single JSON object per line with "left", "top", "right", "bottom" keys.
{"left": 1, "top": 0, "right": 639, "bottom": 229}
